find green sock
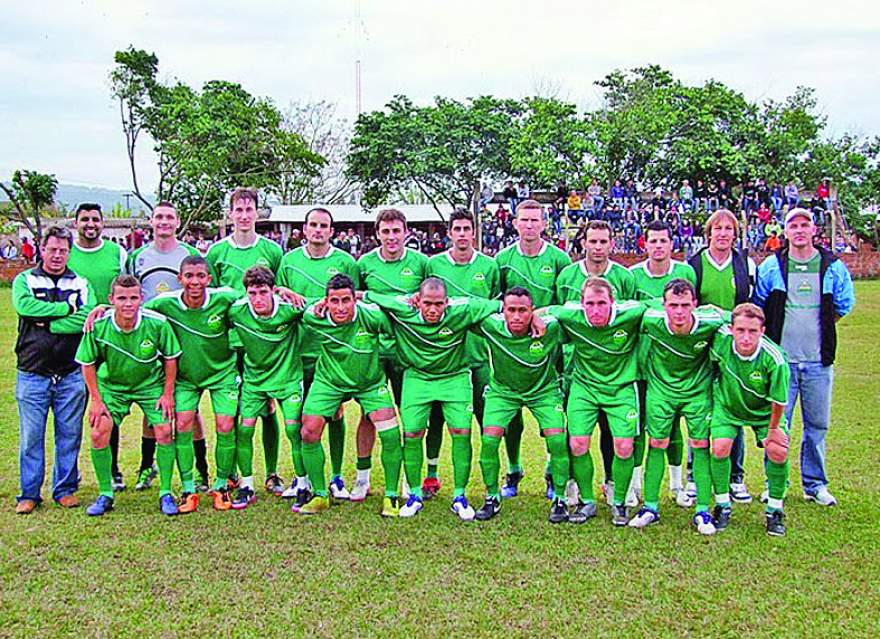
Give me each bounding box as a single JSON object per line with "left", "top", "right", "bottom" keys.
{"left": 692, "top": 446, "right": 712, "bottom": 512}
{"left": 504, "top": 412, "right": 524, "bottom": 473}
{"left": 545, "top": 433, "right": 570, "bottom": 497}
{"left": 766, "top": 458, "right": 789, "bottom": 511}
{"left": 156, "top": 442, "right": 175, "bottom": 497}
{"left": 450, "top": 432, "right": 472, "bottom": 498}
{"left": 302, "top": 441, "right": 328, "bottom": 497}
{"left": 284, "top": 421, "right": 306, "bottom": 477}
{"left": 328, "top": 417, "right": 345, "bottom": 478}
{"left": 402, "top": 436, "right": 424, "bottom": 498}
{"left": 425, "top": 406, "right": 444, "bottom": 478}
{"left": 570, "top": 450, "right": 595, "bottom": 503}
{"left": 357, "top": 456, "right": 371, "bottom": 471}
{"left": 612, "top": 454, "right": 635, "bottom": 506}
{"left": 378, "top": 427, "right": 402, "bottom": 498}
{"left": 710, "top": 454, "right": 732, "bottom": 506}
{"left": 91, "top": 446, "right": 114, "bottom": 498}
{"left": 236, "top": 425, "right": 256, "bottom": 478}
{"left": 174, "top": 430, "right": 195, "bottom": 493}
{"left": 213, "top": 430, "right": 236, "bottom": 491}
{"left": 643, "top": 446, "right": 666, "bottom": 511}
{"left": 479, "top": 434, "right": 502, "bottom": 497}
{"left": 261, "top": 412, "right": 280, "bottom": 476}
{"left": 633, "top": 428, "right": 646, "bottom": 468}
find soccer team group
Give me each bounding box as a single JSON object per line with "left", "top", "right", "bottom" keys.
{"left": 29, "top": 190, "right": 834, "bottom": 537}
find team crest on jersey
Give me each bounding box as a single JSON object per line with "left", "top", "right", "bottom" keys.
{"left": 156, "top": 281, "right": 170, "bottom": 293}
{"left": 472, "top": 272, "right": 486, "bottom": 282}
{"left": 540, "top": 265, "right": 554, "bottom": 275}
{"left": 626, "top": 410, "right": 638, "bottom": 422}
{"left": 289, "top": 392, "right": 302, "bottom": 403}
{"left": 207, "top": 314, "right": 223, "bottom": 330}
{"left": 255, "top": 257, "right": 271, "bottom": 268}
{"left": 749, "top": 371, "right": 763, "bottom": 384}
{"left": 378, "top": 385, "right": 389, "bottom": 396}
{"left": 326, "top": 267, "right": 340, "bottom": 276}
{"left": 401, "top": 267, "right": 415, "bottom": 277}
{"left": 612, "top": 329, "right": 628, "bottom": 345}
{"left": 555, "top": 404, "right": 564, "bottom": 413}
{"left": 356, "top": 329, "right": 371, "bottom": 343}
{"left": 439, "top": 327, "right": 453, "bottom": 337}
{"left": 693, "top": 340, "right": 708, "bottom": 352}
{"left": 529, "top": 340, "right": 544, "bottom": 354}
{"left": 139, "top": 338, "right": 156, "bottom": 357}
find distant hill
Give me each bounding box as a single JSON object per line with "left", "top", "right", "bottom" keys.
{"left": 0, "top": 182, "right": 153, "bottom": 214}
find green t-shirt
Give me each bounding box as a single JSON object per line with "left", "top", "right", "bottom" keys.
{"left": 205, "top": 235, "right": 283, "bottom": 294}
{"left": 75, "top": 310, "right": 182, "bottom": 393}
{"left": 556, "top": 260, "right": 635, "bottom": 303}
{"left": 145, "top": 287, "right": 239, "bottom": 388}
{"left": 426, "top": 250, "right": 501, "bottom": 366}
{"left": 710, "top": 326, "right": 790, "bottom": 424}
{"left": 495, "top": 241, "right": 570, "bottom": 308}
{"left": 630, "top": 259, "right": 697, "bottom": 301}
{"left": 698, "top": 252, "right": 736, "bottom": 310}
{"left": 365, "top": 292, "right": 501, "bottom": 380}
{"left": 547, "top": 300, "right": 645, "bottom": 393}
{"left": 68, "top": 240, "right": 127, "bottom": 305}
{"left": 227, "top": 295, "right": 304, "bottom": 391}
{"left": 473, "top": 312, "right": 563, "bottom": 399}
{"left": 302, "top": 301, "right": 391, "bottom": 392}
{"left": 357, "top": 247, "right": 427, "bottom": 295}
{"left": 277, "top": 245, "right": 359, "bottom": 362}
{"left": 640, "top": 305, "right": 727, "bottom": 399}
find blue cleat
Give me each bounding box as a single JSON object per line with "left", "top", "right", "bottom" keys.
{"left": 160, "top": 494, "right": 179, "bottom": 516}
{"left": 500, "top": 471, "right": 524, "bottom": 499}
{"left": 86, "top": 495, "right": 114, "bottom": 517}
{"left": 544, "top": 473, "right": 555, "bottom": 500}
{"left": 399, "top": 494, "right": 423, "bottom": 518}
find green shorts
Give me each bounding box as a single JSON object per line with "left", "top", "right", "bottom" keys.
{"left": 645, "top": 389, "right": 712, "bottom": 441}
{"left": 710, "top": 405, "right": 790, "bottom": 443}
{"left": 240, "top": 380, "right": 304, "bottom": 423}
{"left": 382, "top": 358, "right": 404, "bottom": 407}
{"left": 566, "top": 381, "right": 639, "bottom": 439}
{"left": 101, "top": 385, "right": 167, "bottom": 427}
{"left": 303, "top": 375, "right": 394, "bottom": 418}
{"left": 483, "top": 386, "right": 565, "bottom": 433}
{"left": 400, "top": 370, "right": 472, "bottom": 434}
{"left": 175, "top": 378, "right": 239, "bottom": 417}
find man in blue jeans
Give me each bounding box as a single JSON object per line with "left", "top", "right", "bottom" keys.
{"left": 754, "top": 207, "right": 855, "bottom": 506}
{"left": 12, "top": 226, "right": 95, "bottom": 513}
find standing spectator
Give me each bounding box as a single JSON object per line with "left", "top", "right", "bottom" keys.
{"left": 610, "top": 180, "right": 626, "bottom": 209}
{"left": 548, "top": 204, "right": 563, "bottom": 235}
{"left": 516, "top": 181, "right": 530, "bottom": 203}
{"left": 754, "top": 208, "right": 855, "bottom": 506}
{"left": 785, "top": 181, "right": 800, "bottom": 209}
{"left": 625, "top": 179, "right": 639, "bottom": 209}
{"left": 587, "top": 178, "right": 604, "bottom": 214}
{"left": 694, "top": 180, "right": 707, "bottom": 211}
{"left": 21, "top": 237, "right": 36, "bottom": 262}
{"left": 331, "top": 230, "right": 351, "bottom": 254}
{"left": 742, "top": 180, "right": 758, "bottom": 214}
{"left": 756, "top": 179, "right": 770, "bottom": 209}
{"left": 679, "top": 180, "right": 694, "bottom": 211}
{"left": 555, "top": 182, "right": 568, "bottom": 211}
{"left": 2, "top": 239, "right": 19, "bottom": 259}
{"left": 770, "top": 182, "right": 784, "bottom": 213}
{"left": 12, "top": 226, "right": 95, "bottom": 513}
{"left": 816, "top": 179, "right": 830, "bottom": 209}
{"left": 566, "top": 190, "right": 582, "bottom": 223}
{"left": 502, "top": 181, "right": 518, "bottom": 214}
{"left": 718, "top": 180, "right": 732, "bottom": 210}
{"left": 479, "top": 182, "right": 495, "bottom": 210}
{"left": 347, "top": 228, "right": 361, "bottom": 257}
{"left": 706, "top": 181, "right": 719, "bottom": 211}
{"left": 404, "top": 230, "right": 422, "bottom": 252}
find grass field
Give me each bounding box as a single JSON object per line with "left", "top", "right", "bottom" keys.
{"left": 1, "top": 284, "right": 879, "bottom": 638}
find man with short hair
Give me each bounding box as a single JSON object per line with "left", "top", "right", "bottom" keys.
{"left": 754, "top": 208, "right": 854, "bottom": 506}
{"left": 13, "top": 226, "right": 95, "bottom": 514}
{"left": 76, "top": 274, "right": 181, "bottom": 516}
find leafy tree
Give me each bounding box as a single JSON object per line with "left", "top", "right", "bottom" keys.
{"left": 0, "top": 170, "right": 58, "bottom": 245}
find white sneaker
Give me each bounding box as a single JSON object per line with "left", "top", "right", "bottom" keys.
{"left": 281, "top": 481, "right": 298, "bottom": 499}
{"left": 805, "top": 486, "right": 837, "bottom": 506}
{"left": 673, "top": 488, "right": 694, "bottom": 508}
{"left": 685, "top": 481, "right": 697, "bottom": 500}
{"left": 451, "top": 496, "right": 475, "bottom": 521}
{"left": 693, "top": 512, "right": 716, "bottom": 536}
{"left": 628, "top": 507, "right": 660, "bottom": 529}
{"left": 565, "top": 479, "right": 580, "bottom": 507}
{"left": 601, "top": 481, "right": 614, "bottom": 505}
{"left": 625, "top": 481, "right": 639, "bottom": 507}
{"left": 349, "top": 479, "right": 371, "bottom": 502}
{"left": 399, "top": 494, "right": 423, "bottom": 517}
{"left": 730, "top": 482, "right": 753, "bottom": 503}
{"left": 329, "top": 476, "right": 351, "bottom": 501}
{"left": 759, "top": 489, "right": 769, "bottom": 504}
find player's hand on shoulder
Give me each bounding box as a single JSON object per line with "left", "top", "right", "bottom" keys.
{"left": 529, "top": 313, "right": 546, "bottom": 338}
{"left": 84, "top": 305, "right": 110, "bottom": 333}
{"left": 275, "top": 286, "right": 305, "bottom": 308}
{"left": 312, "top": 299, "right": 328, "bottom": 318}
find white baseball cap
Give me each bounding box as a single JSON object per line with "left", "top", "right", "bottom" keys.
{"left": 784, "top": 207, "right": 813, "bottom": 226}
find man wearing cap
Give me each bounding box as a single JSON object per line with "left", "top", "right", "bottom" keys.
{"left": 754, "top": 208, "right": 854, "bottom": 506}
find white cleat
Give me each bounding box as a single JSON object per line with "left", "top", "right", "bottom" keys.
{"left": 349, "top": 479, "right": 371, "bottom": 502}
{"left": 601, "top": 481, "right": 614, "bottom": 505}
{"left": 281, "top": 482, "right": 298, "bottom": 499}
{"left": 565, "top": 479, "right": 580, "bottom": 507}
{"left": 451, "top": 496, "right": 475, "bottom": 521}
{"left": 730, "top": 482, "right": 753, "bottom": 504}
{"left": 329, "top": 476, "right": 351, "bottom": 501}
{"left": 625, "top": 482, "right": 640, "bottom": 508}
{"left": 685, "top": 481, "right": 697, "bottom": 500}
{"left": 673, "top": 488, "right": 695, "bottom": 508}
{"left": 760, "top": 489, "right": 769, "bottom": 504}
{"left": 399, "top": 494, "right": 423, "bottom": 517}
{"left": 804, "top": 486, "right": 837, "bottom": 506}
{"left": 693, "top": 512, "right": 716, "bottom": 536}
{"left": 628, "top": 507, "right": 660, "bottom": 529}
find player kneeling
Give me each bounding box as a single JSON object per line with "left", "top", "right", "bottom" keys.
{"left": 77, "top": 275, "right": 182, "bottom": 516}
{"left": 709, "top": 303, "right": 791, "bottom": 536}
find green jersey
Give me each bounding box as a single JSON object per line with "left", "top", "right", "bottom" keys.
{"left": 357, "top": 247, "right": 427, "bottom": 295}
{"left": 75, "top": 309, "right": 182, "bottom": 393}
{"left": 302, "top": 302, "right": 391, "bottom": 391}
{"left": 710, "top": 326, "right": 790, "bottom": 424}
{"left": 145, "top": 287, "right": 239, "bottom": 388}
{"left": 365, "top": 292, "right": 501, "bottom": 380}
{"left": 68, "top": 240, "right": 127, "bottom": 305}
{"left": 629, "top": 259, "right": 697, "bottom": 301}
{"left": 426, "top": 250, "right": 501, "bottom": 366}
{"left": 556, "top": 259, "right": 636, "bottom": 303}
{"left": 473, "top": 312, "right": 563, "bottom": 399}
{"left": 496, "top": 241, "right": 570, "bottom": 308}
{"left": 205, "top": 235, "right": 283, "bottom": 294}
{"left": 547, "top": 300, "right": 645, "bottom": 392}
{"left": 227, "top": 296, "right": 304, "bottom": 391}
{"left": 277, "top": 245, "right": 359, "bottom": 362}
{"left": 640, "top": 305, "right": 726, "bottom": 398}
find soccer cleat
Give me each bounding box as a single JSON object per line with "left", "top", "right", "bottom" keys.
{"left": 111, "top": 472, "right": 126, "bottom": 492}
{"left": 625, "top": 483, "right": 639, "bottom": 508}
{"left": 628, "top": 507, "right": 660, "bottom": 529}
{"left": 350, "top": 479, "right": 372, "bottom": 502}
{"left": 500, "top": 471, "right": 523, "bottom": 499}
{"left": 299, "top": 495, "right": 330, "bottom": 515}
{"left": 730, "top": 482, "right": 753, "bottom": 504}
{"left": 693, "top": 511, "right": 716, "bottom": 535}
{"left": 178, "top": 492, "right": 199, "bottom": 514}
{"left": 264, "top": 473, "right": 284, "bottom": 496}
{"left": 281, "top": 480, "right": 299, "bottom": 499}
{"left": 475, "top": 496, "right": 501, "bottom": 521}
{"left": 712, "top": 505, "right": 732, "bottom": 531}
{"left": 548, "top": 497, "right": 569, "bottom": 524}
{"left": 135, "top": 465, "right": 158, "bottom": 491}
{"left": 611, "top": 504, "right": 629, "bottom": 527}
{"left": 759, "top": 489, "right": 769, "bottom": 504}
{"left": 399, "top": 494, "right": 423, "bottom": 518}
{"left": 544, "top": 473, "right": 555, "bottom": 500}
{"left": 569, "top": 501, "right": 597, "bottom": 524}
{"left": 601, "top": 481, "right": 614, "bottom": 505}
{"left": 685, "top": 481, "right": 697, "bottom": 500}
{"left": 160, "top": 494, "right": 179, "bottom": 516}
{"left": 765, "top": 510, "right": 786, "bottom": 536}
{"left": 212, "top": 488, "right": 232, "bottom": 511}
{"left": 231, "top": 487, "right": 256, "bottom": 510}
{"left": 451, "top": 495, "right": 476, "bottom": 521}
{"left": 565, "top": 479, "right": 581, "bottom": 507}
{"left": 329, "top": 476, "right": 350, "bottom": 501}
{"left": 196, "top": 473, "right": 210, "bottom": 493}
{"left": 86, "top": 495, "right": 114, "bottom": 517}
{"left": 422, "top": 477, "right": 441, "bottom": 500}
{"left": 672, "top": 488, "right": 695, "bottom": 508}
{"left": 804, "top": 486, "right": 837, "bottom": 506}
{"left": 226, "top": 475, "right": 241, "bottom": 492}
{"left": 290, "top": 487, "right": 313, "bottom": 513}
{"left": 380, "top": 496, "right": 400, "bottom": 518}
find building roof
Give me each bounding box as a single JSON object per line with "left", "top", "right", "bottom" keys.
{"left": 268, "top": 204, "right": 455, "bottom": 224}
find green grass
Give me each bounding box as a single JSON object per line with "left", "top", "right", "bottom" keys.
{"left": 1, "top": 284, "right": 879, "bottom": 637}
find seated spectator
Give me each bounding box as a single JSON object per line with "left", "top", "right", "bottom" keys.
{"left": 706, "top": 181, "right": 719, "bottom": 211}
{"left": 679, "top": 179, "right": 694, "bottom": 211}
{"left": 785, "top": 181, "right": 799, "bottom": 208}
{"left": 566, "top": 190, "right": 582, "bottom": 222}
{"left": 757, "top": 201, "right": 771, "bottom": 225}
{"left": 1, "top": 240, "right": 19, "bottom": 260}
{"left": 479, "top": 182, "right": 495, "bottom": 209}
{"left": 502, "top": 181, "right": 517, "bottom": 213}
{"left": 587, "top": 178, "right": 604, "bottom": 212}
{"left": 694, "top": 179, "right": 707, "bottom": 211}
{"left": 770, "top": 182, "right": 784, "bottom": 212}
{"left": 764, "top": 231, "right": 782, "bottom": 253}
{"left": 610, "top": 180, "right": 625, "bottom": 209}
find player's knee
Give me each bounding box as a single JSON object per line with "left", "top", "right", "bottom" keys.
{"left": 300, "top": 417, "right": 323, "bottom": 444}
{"left": 614, "top": 438, "right": 634, "bottom": 459}
{"left": 357, "top": 417, "right": 376, "bottom": 434}
{"left": 765, "top": 440, "right": 788, "bottom": 464}
{"left": 373, "top": 418, "right": 398, "bottom": 433}
{"left": 483, "top": 426, "right": 504, "bottom": 438}
{"left": 448, "top": 427, "right": 470, "bottom": 437}
{"left": 404, "top": 430, "right": 425, "bottom": 440}
{"left": 569, "top": 436, "right": 590, "bottom": 457}
{"left": 215, "top": 416, "right": 235, "bottom": 434}
{"left": 154, "top": 424, "right": 173, "bottom": 445}
{"left": 240, "top": 418, "right": 257, "bottom": 429}
{"left": 176, "top": 411, "right": 195, "bottom": 431}
{"left": 690, "top": 438, "right": 709, "bottom": 449}
{"left": 91, "top": 421, "right": 111, "bottom": 448}
{"left": 649, "top": 437, "right": 669, "bottom": 449}
{"left": 712, "top": 439, "right": 733, "bottom": 459}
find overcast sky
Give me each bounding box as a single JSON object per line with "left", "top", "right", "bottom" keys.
{"left": 2, "top": 1, "right": 878, "bottom": 191}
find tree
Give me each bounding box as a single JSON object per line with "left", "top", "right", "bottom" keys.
{"left": 0, "top": 170, "right": 58, "bottom": 246}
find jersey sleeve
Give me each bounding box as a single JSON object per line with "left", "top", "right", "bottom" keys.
{"left": 362, "top": 291, "right": 410, "bottom": 314}
{"left": 75, "top": 329, "right": 100, "bottom": 366}
{"left": 487, "top": 259, "right": 501, "bottom": 298}
{"left": 49, "top": 278, "right": 97, "bottom": 334}
{"left": 204, "top": 245, "right": 221, "bottom": 283}
{"left": 158, "top": 320, "right": 183, "bottom": 359}
{"left": 767, "top": 352, "right": 790, "bottom": 406}
{"left": 363, "top": 304, "right": 393, "bottom": 337}
{"left": 12, "top": 272, "right": 72, "bottom": 320}
{"left": 466, "top": 298, "right": 503, "bottom": 325}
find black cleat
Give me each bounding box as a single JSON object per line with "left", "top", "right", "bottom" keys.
{"left": 569, "top": 501, "right": 597, "bottom": 524}
{"left": 765, "top": 510, "right": 786, "bottom": 537}
{"left": 111, "top": 472, "right": 126, "bottom": 492}
{"left": 548, "top": 497, "right": 569, "bottom": 524}
{"left": 500, "top": 471, "right": 524, "bottom": 499}
{"left": 196, "top": 472, "right": 210, "bottom": 493}
{"left": 713, "top": 505, "right": 732, "bottom": 531}
{"left": 475, "top": 496, "right": 501, "bottom": 521}
{"left": 611, "top": 504, "right": 628, "bottom": 527}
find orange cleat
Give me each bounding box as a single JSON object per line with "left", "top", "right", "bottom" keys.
{"left": 212, "top": 488, "right": 232, "bottom": 511}
{"left": 178, "top": 492, "right": 199, "bottom": 514}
